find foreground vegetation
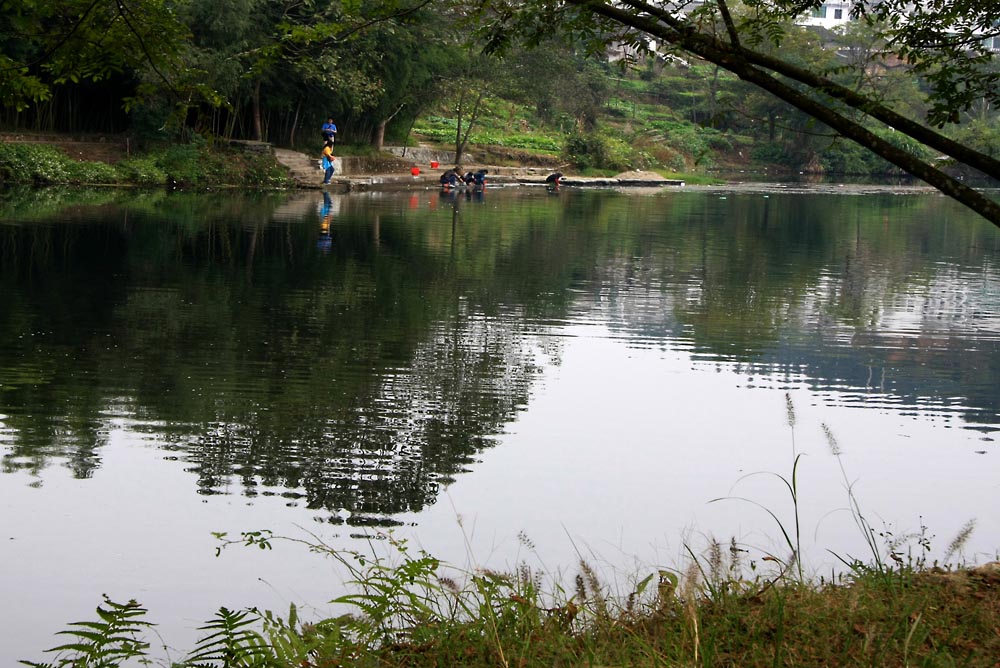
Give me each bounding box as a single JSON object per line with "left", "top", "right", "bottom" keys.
{"left": 25, "top": 531, "right": 1000, "bottom": 668}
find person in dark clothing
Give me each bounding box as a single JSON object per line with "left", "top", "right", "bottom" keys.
{"left": 440, "top": 167, "right": 460, "bottom": 187}
{"left": 545, "top": 172, "right": 563, "bottom": 191}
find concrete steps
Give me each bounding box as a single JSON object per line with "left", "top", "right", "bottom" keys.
{"left": 273, "top": 147, "right": 332, "bottom": 188}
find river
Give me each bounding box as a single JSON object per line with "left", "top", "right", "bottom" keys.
{"left": 1, "top": 184, "right": 998, "bottom": 663}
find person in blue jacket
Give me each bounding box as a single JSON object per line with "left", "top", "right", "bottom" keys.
{"left": 321, "top": 118, "right": 337, "bottom": 143}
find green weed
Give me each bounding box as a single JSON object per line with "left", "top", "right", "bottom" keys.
{"left": 21, "top": 596, "right": 152, "bottom": 668}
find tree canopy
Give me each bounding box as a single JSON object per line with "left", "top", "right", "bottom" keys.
{"left": 0, "top": 0, "right": 189, "bottom": 110}
{"left": 1, "top": 0, "right": 463, "bottom": 142}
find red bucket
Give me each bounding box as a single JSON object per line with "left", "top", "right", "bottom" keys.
{"left": 430, "top": 160, "right": 439, "bottom": 169}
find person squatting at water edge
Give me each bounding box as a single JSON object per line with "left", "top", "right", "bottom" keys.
{"left": 545, "top": 172, "right": 563, "bottom": 190}
{"left": 440, "top": 167, "right": 460, "bottom": 188}
{"left": 321, "top": 140, "right": 336, "bottom": 185}
{"left": 441, "top": 167, "right": 488, "bottom": 189}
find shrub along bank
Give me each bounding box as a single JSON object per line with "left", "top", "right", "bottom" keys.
{"left": 0, "top": 140, "right": 292, "bottom": 189}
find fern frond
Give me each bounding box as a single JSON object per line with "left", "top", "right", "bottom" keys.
{"left": 20, "top": 596, "right": 152, "bottom": 668}
{"left": 184, "top": 606, "right": 273, "bottom": 667}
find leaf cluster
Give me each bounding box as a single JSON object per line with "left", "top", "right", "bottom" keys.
{"left": 0, "top": 0, "right": 190, "bottom": 110}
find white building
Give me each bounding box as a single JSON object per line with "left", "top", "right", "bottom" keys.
{"left": 796, "top": 1, "right": 854, "bottom": 30}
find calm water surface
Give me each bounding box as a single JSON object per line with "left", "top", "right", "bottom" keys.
{"left": 1, "top": 185, "right": 998, "bottom": 662}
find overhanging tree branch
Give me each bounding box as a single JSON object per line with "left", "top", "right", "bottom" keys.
{"left": 564, "top": 0, "right": 1000, "bottom": 228}
{"left": 616, "top": 0, "right": 1000, "bottom": 179}
{"left": 115, "top": 0, "right": 179, "bottom": 98}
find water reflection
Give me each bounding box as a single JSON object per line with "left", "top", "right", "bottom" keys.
{"left": 0, "top": 188, "right": 551, "bottom": 524}
{"left": 317, "top": 191, "right": 335, "bottom": 253}
{"left": 1, "top": 185, "right": 999, "bottom": 664}
{"left": 1, "top": 186, "right": 998, "bottom": 509}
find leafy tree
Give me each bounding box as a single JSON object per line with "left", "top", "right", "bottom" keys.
{"left": 477, "top": 0, "right": 1000, "bottom": 228}
{"left": 329, "top": 2, "right": 462, "bottom": 149}
{"left": 206, "top": 0, "right": 461, "bottom": 147}
{"left": 1, "top": 0, "right": 459, "bottom": 145}
{"left": 0, "top": 0, "right": 192, "bottom": 125}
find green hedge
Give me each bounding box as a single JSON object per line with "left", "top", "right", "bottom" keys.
{"left": 0, "top": 142, "right": 290, "bottom": 188}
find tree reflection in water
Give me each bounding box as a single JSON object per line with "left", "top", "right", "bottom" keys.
{"left": 1, "top": 186, "right": 997, "bottom": 524}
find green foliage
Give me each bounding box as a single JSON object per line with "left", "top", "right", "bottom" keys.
{"left": 115, "top": 157, "right": 168, "bottom": 186}
{"left": 0, "top": 0, "right": 192, "bottom": 111}
{"left": 751, "top": 142, "right": 794, "bottom": 166}
{"left": 475, "top": 131, "right": 561, "bottom": 152}
{"left": 21, "top": 597, "right": 151, "bottom": 668}
{"left": 850, "top": 0, "right": 1000, "bottom": 126}
{"left": 413, "top": 114, "right": 562, "bottom": 153}
{"left": 819, "top": 139, "right": 880, "bottom": 174}
{"left": 411, "top": 116, "right": 457, "bottom": 143}
{"left": 563, "top": 133, "right": 609, "bottom": 170}
{"left": 256, "top": 606, "right": 349, "bottom": 668}
{"left": 185, "top": 607, "right": 272, "bottom": 667}
{"left": 331, "top": 539, "right": 444, "bottom": 646}
{"left": 65, "top": 160, "right": 121, "bottom": 185}
{"left": 0, "top": 143, "right": 125, "bottom": 184}
{"left": 156, "top": 143, "right": 210, "bottom": 185}
{"left": 23, "top": 482, "right": 1000, "bottom": 668}
{"left": 950, "top": 118, "right": 1000, "bottom": 159}
{"left": 820, "top": 129, "right": 933, "bottom": 175}
{"left": 0, "top": 140, "right": 291, "bottom": 188}
{"left": 0, "top": 144, "right": 73, "bottom": 184}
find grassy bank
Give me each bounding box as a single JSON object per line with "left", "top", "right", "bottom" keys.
{"left": 0, "top": 140, "right": 292, "bottom": 189}
{"left": 25, "top": 530, "right": 1000, "bottom": 668}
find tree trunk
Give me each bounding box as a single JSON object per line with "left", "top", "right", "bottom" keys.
{"left": 289, "top": 99, "right": 301, "bottom": 147}
{"left": 708, "top": 65, "right": 720, "bottom": 127}
{"left": 374, "top": 119, "right": 386, "bottom": 151}
{"left": 454, "top": 91, "right": 465, "bottom": 166}
{"left": 252, "top": 79, "right": 263, "bottom": 142}
{"left": 455, "top": 89, "right": 484, "bottom": 168}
